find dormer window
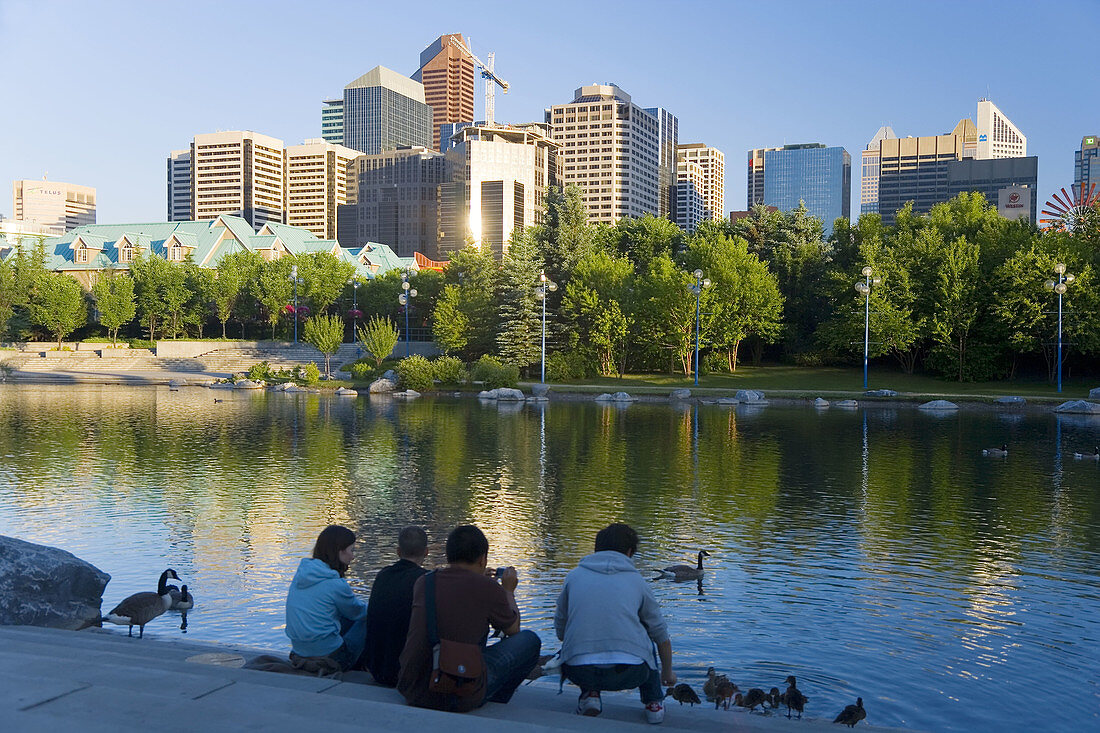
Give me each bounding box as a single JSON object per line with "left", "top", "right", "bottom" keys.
{"left": 169, "top": 244, "right": 182, "bottom": 261}
{"left": 75, "top": 244, "right": 88, "bottom": 263}
{"left": 120, "top": 245, "right": 134, "bottom": 263}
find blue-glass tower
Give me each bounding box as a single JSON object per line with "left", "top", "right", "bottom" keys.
{"left": 761, "top": 144, "right": 851, "bottom": 235}
{"left": 341, "top": 66, "right": 432, "bottom": 155}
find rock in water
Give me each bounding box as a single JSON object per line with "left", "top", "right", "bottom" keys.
{"left": 0, "top": 535, "right": 111, "bottom": 630}
{"left": 919, "top": 400, "right": 959, "bottom": 410}
{"left": 532, "top": 383, "right": 551, "bottom": 397}
{"left": 669, "top": 389, "right": 692, "bottom": 401}
{"left": 1089, "top": 387, "right": 1100, "bottom": 400}
{"left": 813, "top": 397, "right": 829, "bottom": 408}
{"left": 369, "top": 378, "right": 397, "bottom": 393}
{"left": 734, "top": 389, "right": 766, "bottom": 403}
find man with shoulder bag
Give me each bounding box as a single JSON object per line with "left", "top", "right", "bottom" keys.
{"left": 398, "top": 524, "right": 541, "bottom": 712}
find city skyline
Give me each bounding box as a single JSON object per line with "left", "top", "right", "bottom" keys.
{"left": 1, "top": 0, "right": 1096, "bottom": 227}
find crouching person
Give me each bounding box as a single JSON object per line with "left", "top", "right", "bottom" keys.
{"left": 398, "top": 524, "right": 541, "bottom": 712}
{"left": 555, "top": 523, "right": 676, "bottom": 724}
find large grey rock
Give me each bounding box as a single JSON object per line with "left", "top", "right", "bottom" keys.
{"left": 394, "top": 389, "right": 420, "bottom": 399}
{"left": 669, "top": 389, "right": 692, "bottom": 401}
{"left": 233, "top": 379, "right": 263, "bottom": 390}
{"left": 995, "top": 396, "right": 1027, "bottom": 406}
{"left": 0, "top": 535, "right": 111, "bottom": 630}
{"left": 369, "top": 378, "right": 397, "bottom": 394}
{"left": 594, "top": 393, "right": 614, "bottom": 402}
{"left": 864, "top": 389, "right": 898, "bottom": 397}
{"left": 734, "top": 389, "right": 766, "bottom": 403}
{"left": 382, "top": 369, "right": 397, "bottom": 381}
{"left": 834, "top": 399, "right": 859, "bottom": 408}
{"left": 813, "top": 397, "right": 829, "bottom": 408}
{"left": 919, "top": 400, "right": 959, "bottom": 411}
{"left": 531, "top": 383, "right": 551, "bottom": 397}
{"left": 1054, "top": 400, "right": 1100, "bottom": 414}
{"left": 1089, "top": 387, "right": 1100, "bottom": 400}
{"left": 335, "top": 387, "right": 358, "bottom": 396}
{"left": 611, "top": 391, "right": 636, "bottom": 402}
{"left": 478, "top": 388, "right": 525, "bottom": 401}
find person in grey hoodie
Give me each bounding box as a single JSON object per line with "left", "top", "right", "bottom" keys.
{"left": 285, "top": 525, "right": 368, "bottom": 670}
{"left": 554, "top": 523, "right": 677, "bottom": 724}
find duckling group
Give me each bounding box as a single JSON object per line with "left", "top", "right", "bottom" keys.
{"left": 665, "top": 667, "right": 864, "bottom": 726}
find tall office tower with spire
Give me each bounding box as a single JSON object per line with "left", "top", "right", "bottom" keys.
{"left": 676, "top": 143, "right": 724, "bottom": 221}
{"left": 413, "top": 34, "right": 476, "bottom": 151}
{"left": 546, "top": 84, "right": 663, "bottom": 224}
{"left": 860, "top": 126, "right": 897, "bottom": 215}
{"left": 341, "top": 66, "right": 433, "bottom": 155}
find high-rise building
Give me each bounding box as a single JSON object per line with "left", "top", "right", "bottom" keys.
{"left": 286, "top": 139, "right": 360, "bottom": 240}
{"left": 338, "top": 146, "right": 452, "bottom": 258}
{"left": 675, "top": 158, "right": 706, "bottom": 233}
{"left": 947, "top": 157, "right": 1038, "bottom": 221}
{"left": 747, "top": 147, "right": 780, "bottom": 207}
{"left": 1075, "top": 135, "right": 1100, "bottom": 196}
{"left": 12, "top": 179, "right": 96, "bottom": 233}
{"left": 439, "top": 123, "right": 562, "bottom": 258}
{"left": 877, "top": 125, "right": 966, "bottom": 225}
{"left": 321, "top": 99, "right": 344, "bottom": 144}
{"left": 189, "top": 131, "right": 286, "bottom": 229}
{"left": 644, "top": 107, "right": 679, "bottom": 219}
{"left": 167, "top": 149, "right": 192, "bottom": 222}
{"left": 341, "top": 66, "right": 433, "bottom": 155}
{"left": 676, "top": 143, "right": 725, "bottom": 220}
{"left": 546, "top": 84, "right": 663, "bottom": 224}
{"left": 976, "top": 99, "right": 1026, "bottom": 159}
{"left": 860, "top": 126, "right": 896, "bottom": 216}
{"left": 753, "top": 144, "right": 851, "bottom": 235}
{"left": 413, "top": 34, "right": 476, "bottom": 152}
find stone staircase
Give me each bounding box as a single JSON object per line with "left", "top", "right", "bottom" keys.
{"left": 0, "top": 625, "right": 877, "bottom": 733}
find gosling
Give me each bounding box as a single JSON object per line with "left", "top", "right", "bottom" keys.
{"left": 834, "top": 697, "right": 866, "bottom": 727}
{"left": 666, "top": 683, "right": 701, "bottom": 706}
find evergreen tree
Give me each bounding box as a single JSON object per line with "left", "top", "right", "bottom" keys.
{"left": 496, "top": 233, "right": 545, "bottom": 373}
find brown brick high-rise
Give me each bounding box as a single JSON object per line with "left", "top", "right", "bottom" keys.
{"left": 413, "top": 34, "right": 476, "bottom": 151}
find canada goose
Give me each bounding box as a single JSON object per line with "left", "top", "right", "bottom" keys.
{"left": 982, "top": 444, "right": 1008, "bottom": 457}
{"left": 767, "top": 687, "right": 782, "bottom": 709}
{"left": 213, "top": 398, "right": 224, "bottom": 403}
{"left": 666, "top": 683, "right": 701, "bottom": 706}
{"left": 738, "top": 688, "right": 768, "bottom": 712}
{"left": 662, "top": 550, "right": 710, "bottom": 580}
{"left": 175, "top": 585, "right": 194, "bottom": 611}
{"left": 1073, "top": 446, "right": 1100, "bottom": 460}
{"left": 104, "top": 569, "right": 179, "bottom": 638}
{"left": 714, "top": 679, "right": 737, "bottom": 710}
{"left": 782, "top": 676, "right": 808, "bottom": 719}
{"left": 834, "top": 697, "right": 866, "bottom": 727}
{"left": 703, "top": 667, "right": 729, "bottom": 702}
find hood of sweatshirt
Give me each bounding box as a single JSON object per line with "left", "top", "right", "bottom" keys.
{"left": 577, "top": 550, "right": 638, "bottom": 575}
{"left": 292, "top": 557, "right": 340, "bottom": 589}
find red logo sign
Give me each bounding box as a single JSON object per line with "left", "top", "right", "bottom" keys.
{"left": 1009, "top": 193, "right": 1020, "bottom": 203}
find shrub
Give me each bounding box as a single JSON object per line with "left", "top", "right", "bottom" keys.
{"left": 471, "top": 355, "right": 519, "bottom": 389}
{"left": 302, "top": 361, "right": 321, "bottom": 386}
{"left": 432, "top": 355, "right": 467, "bottom": 386}
{"left": 396, "top": 354, "right": 434, "bottom": 392}
{"left": 128, "top": 338, "right": 156, "bottom": 350}
{"left": 247, "top": 361, "right": 272, "bottom": 381}
{"left": 349, "top": 361, "right": 373, "bottom": 381}
{"left": 547, "top": 351, "right": 592, "bottom": 381}
{"left": 357, "top": 316, "right": 400, "bottom": 367}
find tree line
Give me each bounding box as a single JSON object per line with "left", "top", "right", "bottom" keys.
{"left": 2, "top": 186, "right": 1099, "bottom": 383}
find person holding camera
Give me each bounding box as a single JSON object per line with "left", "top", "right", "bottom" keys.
{"left": 554, "top": 523, "right": 676, "bottom": 724}
{"left": 398, "top": 524, "right": 541, "bottom": 712}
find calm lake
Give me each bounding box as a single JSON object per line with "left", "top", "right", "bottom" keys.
{"left": 0, "top": 384, "right": 1097, "bottom": 731}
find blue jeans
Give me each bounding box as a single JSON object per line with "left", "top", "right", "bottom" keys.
{"left": 483, "top": 630, "right": 541, "bottom": 704}
{"left": 563, "top": 662, "right": 663, "bottom": 705}
{"left": 333, "top": 616, "right": 367, "bottom": 671}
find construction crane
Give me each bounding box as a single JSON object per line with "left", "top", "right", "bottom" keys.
{"left": 448, "top": 36, "right": 509, "bottom": 127}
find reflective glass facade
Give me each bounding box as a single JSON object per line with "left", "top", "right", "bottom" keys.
{"left": 762, "top": 145, "right": 851, "bottom": 235}
{"left": 343, "top": 86, "right": 432, "bottom": 155}
{"left": 1075, "top": 135, "right": 1100, "bottom": 195}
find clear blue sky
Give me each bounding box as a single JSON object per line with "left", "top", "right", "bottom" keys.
{"left": 1, "top": 0, "right": 1096, "bottom": 225}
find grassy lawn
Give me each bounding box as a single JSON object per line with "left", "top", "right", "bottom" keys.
{"left": 539, "top": 365, "right": 1098, "bottom": 402}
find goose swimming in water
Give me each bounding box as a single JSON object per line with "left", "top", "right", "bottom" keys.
{"left": 1073, "top": 446, "right": 1100, "bottom": 460}
{"left": 662, "top": 550, "right": 710, "bottom": 580}
{"left": 982, "top": 444, "right": 1008, "bottom": 457}
{"left": 104, "top": 568, "right": 178, "bottom": 638}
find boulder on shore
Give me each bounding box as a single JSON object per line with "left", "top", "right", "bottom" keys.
{"left": 532, "top": 383, "right": 551, "bottom": 397}
{"left": 919, "top": 400, "right": 959, "bottom": 411}
{"left": 394, "top": 389, "right": 421, "bottom": 399}
{"left": 864, "top": 389, "right": 898, "bottom": 398}
{"left": 669, "top": 389, "right": 692, "bottom": 401}
{"left": 478, "top": 388, "right": 525, "bottom": 401}
{"left": 734, "top": 389, "right": 766, "bottom": 403}
{"left": 1089, "top": 387, "right": 1100, "bottom": 400}
{"left": 0, "top": 535, "right": 111, "bottom": 630}
{"left": 834, "top": 399, "right": 859, "bottom": 408}
{"left": 369, "top": 378, "right": 397, "bottom": 394}
{"left": 335, "top": 387, "right": 358, "bottom": 396}
{"left": 995, "top": 396, "right": 1027, "bottom": 406}
{"left": 814, "top": 397, "right": 830, "bottom": 408}
{"left": 233, "top": 379, "right": 263, "bottom": 390}
{"left": 1054, "top": 400, "right": 1100, "bottom": 414}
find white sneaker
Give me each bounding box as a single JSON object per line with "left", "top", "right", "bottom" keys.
{"left": 645, "top": 701, "right": 664, "bottom": 724}
{"left": 577, "top": 691, "right": 602, "bottom": 716}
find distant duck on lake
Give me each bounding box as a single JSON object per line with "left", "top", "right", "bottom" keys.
{"left": 662, "top": 550, "right": 710, "bottom": 580}
{"left": 982, "top": 444, "right": 1008, "bottom": 457}
{"left": 1073, "top": 446, "right": 1099, "bottom": 460}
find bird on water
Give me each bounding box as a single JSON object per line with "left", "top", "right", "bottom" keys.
{"left": 104, "top": 568, "right": 179, "bottom": 638}
{"left": 1073, "top": 446, "right": 1099, "bottom": 460}
{"left": 982, "top": 444, "right": 1008, "bottom": 457}
{"left": 662, "top": 550, "right": 710, "bottom": 580}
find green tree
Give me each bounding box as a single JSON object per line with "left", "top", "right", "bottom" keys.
{"left": 29, "top": 273, "right": 87, "bottom": 348}
{"left": 496, "top": 233, "right": 544, "bottom": 372}
{"left": 161, "top": 260, "right": 190, "bottom": 338}
{"left": 0, "top": 258, "right": 17, "bottom": 339}
{"left": 634, "top": 253, "right": 697, "bottom": 374}
{"left": 251, "top": 257, "right": 295, "bottom": 339}
{"left": 183, "top": 261, "right": 215, "bottom": 338}
{"left": 429, "top": 247, "right": 499, "bottom": 360}
{"left": 927, "top": 235, "right": 983, "bottom": 380}
{"left": 2, "top": 241, "right": 49, "bottom": 339}
{"left": 298, "top": 252, "right": 357, "bottom": 314}
{"left": 212, "top": 250, "right": 262, "bottom": 339}
{"left": 91, "top": 273, "right": 136, "bottom": 346}
{"left": 432, "top": 285, "right": 471, "bottom": 356}
{"left": 533, "top": 184, "right": 596, "bottom": 284}
{"left": 303, "top": 313, "right": 345, "bottom": 376}
{"left": 357, "top": 315, "right": 399, "bottom": 366}
{"left": 129, "top": 253, "right": 169, "bottom": 339}
{"left": 561, "top": 250, "right": 633, "bottom": 376}
{"left": 607, "top": 214, "right": 686, "bottom": 274}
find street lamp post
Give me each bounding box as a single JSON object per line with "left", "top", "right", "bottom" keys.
{"left": 534, "top": 271, "right": 558, "bottom": 384}
{"left": 687, "top": 269, "right": 711, "bottom": 387}
{"left": 289, "top": 265, "right": 302, "bottom": 344}
{"left": 854, "top": 265, "right": 882, "bottom": 389}
{"left": 1045, "top": 263, "right": 1076, "bottom": 393}
{"left": 398, "top": 270, "right": 418, "bottom": 358}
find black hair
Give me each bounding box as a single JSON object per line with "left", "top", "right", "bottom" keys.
{"left": 446, "top": 524, "right": 489, "bottom": 564}
{"left": 313, "top": 524, "right": 356, "bottom": 577}
{"left": 398, "top": 526, "right": 428, "bottom": 559}
{"left": 595, "top": 523, "right": 638, "bottom": 556}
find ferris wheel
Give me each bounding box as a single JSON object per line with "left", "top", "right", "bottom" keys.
{"left": 1040, "top": 182, "right": 1100, "bottom": 230}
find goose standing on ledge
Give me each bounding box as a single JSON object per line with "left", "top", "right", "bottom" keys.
{"left": 982, "top": 444, "right": 1008, "bottom": 457}
{"left": 104, "top": 568, "right": 179, "bottom": 638}
{"left": 662, "top": 550, "right": 710, "bottom": 580}
{"left": 1073, "top": 446, "right": 1100, "bottom": 460}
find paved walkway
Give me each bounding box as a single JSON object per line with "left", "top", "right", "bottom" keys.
{"left": 0, "top": 626, "right": 911, "bottom": 732}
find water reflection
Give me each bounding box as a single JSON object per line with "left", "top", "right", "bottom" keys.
{"left": 0, "top": 385, "right": 1098, "bottom": 732}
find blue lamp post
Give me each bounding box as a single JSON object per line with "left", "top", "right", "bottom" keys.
{"left": 398, "top": 270, "right": 418, "bottom": 357}
{"left": 854, "top": 265, "right": 881, "bottom": 389}
{"left": 1045, "top": 263, "right": 1076, "bottom": 393}
{"left": 289, "top": 265, "right": 303, "bottom": 344}
{"left": 534, "top": 271, "right": 558, "bottom": 384}
{"left": 687, "top": 269, "right": 710, "bottom": 387}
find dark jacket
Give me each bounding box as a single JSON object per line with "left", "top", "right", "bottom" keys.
{"left": 364, "top": 558, "right": 426, "bottom": 686}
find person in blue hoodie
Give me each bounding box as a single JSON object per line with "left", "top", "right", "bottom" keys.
{"left": 285, "top": 525, "right": 368, "bottom": 671}
{"left": 555, "top": 523, "right": 677, "bottom": 724}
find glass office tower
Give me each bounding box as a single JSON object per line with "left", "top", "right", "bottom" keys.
{"left": 341, "top": 66, "right": 433, "bottom": 155}
{"left": 762, "top": 144, "right": 851, "bottom": 235}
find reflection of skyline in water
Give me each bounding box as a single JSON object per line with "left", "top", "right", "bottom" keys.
{"left": 0, "top": 385, "right": 1098, "bottom": 732}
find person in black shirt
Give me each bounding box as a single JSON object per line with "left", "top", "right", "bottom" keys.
{"left": 362, "top": 526, "right": 429, "bottom": 686}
